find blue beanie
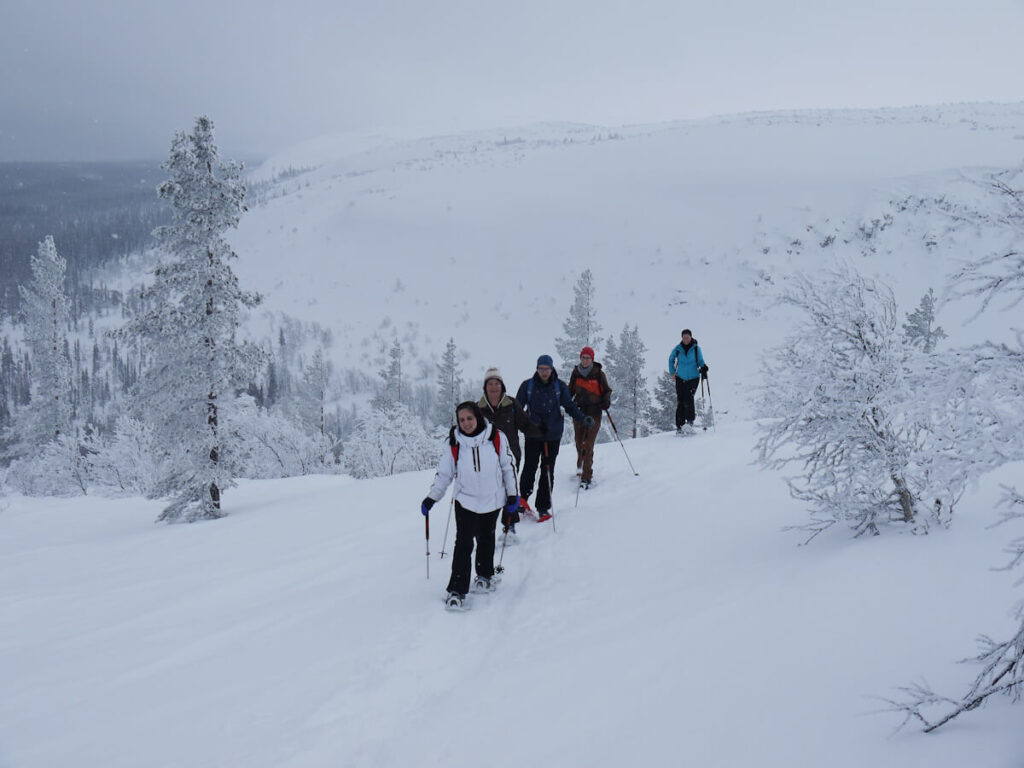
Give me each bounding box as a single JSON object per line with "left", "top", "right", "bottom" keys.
{"left": 537, "top": 354, "right": 554, "bottom": 368}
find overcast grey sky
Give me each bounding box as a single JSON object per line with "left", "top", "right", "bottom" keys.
{"left": 2, "top": 0, "right": 1024, "bottom": 161}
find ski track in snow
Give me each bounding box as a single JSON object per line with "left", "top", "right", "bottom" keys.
{"left": 3, "top": 422, "right": 1023, "bottom": 767}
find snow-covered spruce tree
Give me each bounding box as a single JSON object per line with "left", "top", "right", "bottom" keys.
{"left": 604, "top": 324, "right": 652, "bottom": 438}
{"left": 650, "top": 372, "right": 679, "bottom": 432}
{"left": 342, "top": 402, "right": 438, "bottom": 479}
{"left": 554, "top": 268, "right": 602, "bottom": 374}
{"left": 4, "top": 237, "right": 90, "bottom": 494}
{"left": 754, "top": 264, "right": 962, "bottom": 540}
{"left": 117, "top": 116, "right": 262, "bottom": 522}
{"left": 292, "top": 347, "right": 334, "bottom": 463}
{"left": 887, "top": 165, "right": 1024, "bottom": 730}
{"left": 902, "top": 288, "right": 946, "bottom": 352}
{"left": 371, "top": 339, "right": 403, "bottom": 412}
{"left": 8, "top": 236, "right": 73, "bottom": 454}
{"left": 433, "top": 337, "right": 463, "bottom": 429}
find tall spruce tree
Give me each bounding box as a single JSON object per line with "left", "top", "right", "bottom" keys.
{"left": 555, "top": 269, "right": 602, "bottom": 374}
{"left": 9, "top": 236, "right": 73, "bottom": 454}
{"left": 118, "top": 116, "right": 262, "bottom": 522}
{"left": 433, "top": 337, "right": 463, "bottom": 428}
{"left": 604, "top": 324, "right": 652, "bottom": 438}
{"left": 371, "top": 339, "right": 403, "bottom": 412}
{"left": 902, "top": 288, "right": 946, "bottom": 352}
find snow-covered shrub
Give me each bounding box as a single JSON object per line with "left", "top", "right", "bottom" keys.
{"left": 343, "top": 403, "right": 439, "bottom": 479}
{"left": 6, "top": 433, "right": 89, "bottom": 496}
{"left": 90, "top": 415, "right": 164, "bottom": 496}
{"left": 232, "top": 396, "right": 335, "bottom": 478}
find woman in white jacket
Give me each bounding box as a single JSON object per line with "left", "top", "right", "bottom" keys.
{"left": 421, "top": 401, "right": 519, "bottom": 608}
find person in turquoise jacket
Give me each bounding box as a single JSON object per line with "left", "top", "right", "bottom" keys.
{"left": 668, "top": 329, "right": 708, "bottom": 432}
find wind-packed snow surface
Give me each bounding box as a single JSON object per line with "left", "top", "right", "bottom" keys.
{"left": 3, "top": 422, "right": 1022, "bottom": 767}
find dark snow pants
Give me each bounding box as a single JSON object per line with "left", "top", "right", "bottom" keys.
{"left": 446, "top": 503, "right": 500, "bottom": 596}
{"left": 520, "top": 438, "right": 560, "bottom": 512}
{"left": 675, "top": 376, "right": 700, "bottom": 427}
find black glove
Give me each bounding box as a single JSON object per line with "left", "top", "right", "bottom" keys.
{"left": 421, "top": 496, "right": 435, "bottom": 516}
{"left": 583, "top": 415, "right": 595, "bottom": 429}
{"left": 699, "top": 364, "right": 709, "bottom": 379}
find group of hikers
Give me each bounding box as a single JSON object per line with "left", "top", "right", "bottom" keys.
{"left": 421, "top": 330, "right": 709, "bottom": 609}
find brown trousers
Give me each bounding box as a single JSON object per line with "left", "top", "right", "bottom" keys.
{"left": 574, "top": 412, "right": 602, "bottom": 482}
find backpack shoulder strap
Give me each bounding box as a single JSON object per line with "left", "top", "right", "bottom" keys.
{"left": 491, "top": 425, "right": 502, "bottom": 457}
{"left": 448, "top": 426, "right": 459, "bottom": 462}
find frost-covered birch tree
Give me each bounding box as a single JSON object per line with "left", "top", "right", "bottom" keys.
{"left": 888, "top": 163, "right": 1024, "bottom": 730}
{"left": 117, "top": 116, "right": 262, "bottom": 522}
{"left": 754, "top": 263, "right": 963, "bottom": 540}
{"left": 555, "top": 269, "right": 602, "bottom": 374}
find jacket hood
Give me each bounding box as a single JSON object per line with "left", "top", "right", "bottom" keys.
{"left": 479, "top": 393, "right": 515, "bottom": 411}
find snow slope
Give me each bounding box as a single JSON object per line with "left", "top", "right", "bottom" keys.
{"left": 3, "top": 421, "right": 1022, "bottom": 767}
{"left": 233, "top": 103, "right": 1024, "bottom": 415}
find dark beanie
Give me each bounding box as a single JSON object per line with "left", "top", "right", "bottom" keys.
{"left": 537, "top": 354, "right": 554, "bottom": 367}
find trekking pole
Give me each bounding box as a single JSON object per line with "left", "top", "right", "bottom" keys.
{"left": 425, "top": 513, "right": 430, "bottom": 579}
{"left": 605, "top": 411, "right": 639, "bottom": 476}
{"left": 575, "top": 445, "right": 586, "bottom": 508}
{"left": 702, "top": 376, "right": 716, "bottom": 433}
{"left": 543, "top": 443, "right": 557, "bottom": 533}
{"left": 495, "top": 520, "right": 508, "bottom": 574}
{"left": 439, "top": 495, "right": 454, "bottom": 559}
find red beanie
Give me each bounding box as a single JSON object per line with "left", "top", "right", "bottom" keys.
{"left": 580, "top": 346, "right": 595, "bottom": 358}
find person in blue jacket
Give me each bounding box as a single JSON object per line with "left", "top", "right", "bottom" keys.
{"left": 515, "top": 355, "right": 593, "bottom": 520}
{"left": 668, "top": 329, "right": 708, "bottom": 432}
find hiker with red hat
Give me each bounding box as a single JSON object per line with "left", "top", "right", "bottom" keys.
{"left": 568, "top": 346, "right": 612, "bottom": 489}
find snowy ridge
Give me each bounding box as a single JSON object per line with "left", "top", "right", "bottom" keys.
{"left": 2, "top": 422, "right": 1022, "bottom": 766}
{"left": 229, "top": 102, "right": 1024, "bottom": 419}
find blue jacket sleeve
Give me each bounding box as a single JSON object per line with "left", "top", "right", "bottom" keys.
{"left": 515, "top": 381, "right": 528, "bottom": 409}
{"left": 668, "top": 345, "right": 679, "bottom": 376}
{"left": 696, "top": 346, "right": 706, "bottom": 369}
{"left": 560, "top": 381, "right": 587, "bottom": 423}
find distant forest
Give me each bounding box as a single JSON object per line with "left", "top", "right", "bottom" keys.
{"left": 0, "top": 162, "right": 169, "bottom": 318}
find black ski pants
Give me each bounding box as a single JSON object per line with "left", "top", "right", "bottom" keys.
{"left": 520, "top": 438, "right": 560, "bottom": 512}
{"left": 675, "top": 376, "right": 700, "bottom": 427}
{"left": 446, "top": 502, "right": 500, "bottom": 596}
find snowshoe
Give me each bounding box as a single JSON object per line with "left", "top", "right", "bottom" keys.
{"left": 518, "top": 497, "right": 535, "bottom": 519}
{"left": 472, "top": 576, "right": 497, "bottom": 593}
{"left": 536, "top": 510, "right": 553, "bottom": 523}
{"left": 444, "top": 592, "right": 467, "bottom": 610}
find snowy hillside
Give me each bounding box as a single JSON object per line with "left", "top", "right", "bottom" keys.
{"left": 234, "top": 103, "right": 1024, "bottom": 415}
{"left": 3, "top": 422, "right": 1022, "bottom": 767}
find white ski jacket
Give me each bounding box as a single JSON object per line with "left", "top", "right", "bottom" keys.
{"left": 427, "top": 423, "right": 518, "bottom": 513}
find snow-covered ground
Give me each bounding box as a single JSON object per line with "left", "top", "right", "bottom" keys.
{"left": 3, "top": 421, "right": 1022, "bottom": 767}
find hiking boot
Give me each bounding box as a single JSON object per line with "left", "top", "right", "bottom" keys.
{"left": 473, "top": 576, "right": 495, "bottom": 593}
